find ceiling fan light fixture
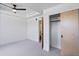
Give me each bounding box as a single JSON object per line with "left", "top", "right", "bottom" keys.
{"left": 13, "top": 9, "right": 16, "bottom": 13}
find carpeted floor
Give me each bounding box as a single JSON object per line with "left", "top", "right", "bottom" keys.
{"left": 0, "top": 39, "right": 60, "bottom": 56}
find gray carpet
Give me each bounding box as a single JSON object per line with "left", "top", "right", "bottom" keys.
{"left": 0, "top": 39, "right": 60, "bottom": 56}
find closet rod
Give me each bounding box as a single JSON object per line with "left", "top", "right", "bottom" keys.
{"left": 50, "top": 20, "right": 60, "bottom": 22}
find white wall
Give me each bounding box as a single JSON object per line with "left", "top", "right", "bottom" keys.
{"left": 0, "top": 11, "right": 27, "bottom": 45}
{"left": 0, "top": 10, "right": 41, "bottom": 45}
{"left": 26, "top": 17, "right": 39, "bottom": 42}
{"left": 0, "top": 12, "right": 1, "bottom": 40}
{"left": 43, "top": 14, "right": 50, "bottom": 51}
{"left": 50, "top": 21, "right": 61, "bottom": 49}
{"left": 43, "top": 3, "right": 79, "bottom": 51}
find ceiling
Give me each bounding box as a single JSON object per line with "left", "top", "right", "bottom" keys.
{"left": 0, "top": 3, "right": 61, "bottom": 18}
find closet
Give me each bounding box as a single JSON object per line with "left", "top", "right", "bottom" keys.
{"left": 50, "top": 14, "right": 61, "bottom": 49}
{"left": 49, "top": 9, "right": 79, "bottom": 55}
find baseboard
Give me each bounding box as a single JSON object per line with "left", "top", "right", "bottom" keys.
{"left": 51, "top": 45, "right": 61, "bottom": 50}
{"left": 0, "top": 39, "right": 27, "bottom": 46}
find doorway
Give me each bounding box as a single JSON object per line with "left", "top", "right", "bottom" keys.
{"left": 38, "top": 17, "right": 44, "bottom": 48}
{"left": 50, "top": 14, "right": 61, "bottom": 50}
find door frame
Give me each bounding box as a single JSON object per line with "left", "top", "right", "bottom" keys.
{"left": 38, "top": 17, "right": 44, "bottom": 48}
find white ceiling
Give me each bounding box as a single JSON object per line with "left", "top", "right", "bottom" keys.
{"left": 14, "top": 3, "right": 60, "bottom": 12}
{"left": 0, "top": 3, "right": 61, "bottom": 18}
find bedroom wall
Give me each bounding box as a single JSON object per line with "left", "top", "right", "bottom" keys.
{"left": 0, "top": 11, "right": 27, "bottom": 45}
{"left": 26, "top": 17, "right": 39, "bottom": 42}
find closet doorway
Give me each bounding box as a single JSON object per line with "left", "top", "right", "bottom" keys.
{"left": 50, "top": 14, "right": 61, "bottom": 50}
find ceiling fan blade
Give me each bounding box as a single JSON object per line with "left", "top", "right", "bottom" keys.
{"left": 15, "top": 8, "right": 26, "bottom": 10}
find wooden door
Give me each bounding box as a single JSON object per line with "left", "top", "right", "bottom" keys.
{"left": 60, "top": 10, "right": 79, "bottom": 55}
{"left": 38, "top": 17, "right": 44, "bottom": 48}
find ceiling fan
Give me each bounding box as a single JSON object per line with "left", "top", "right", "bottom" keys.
{"left": 0, "top": 3, "right": 26, "bottom": 13}
{"left": 12, "top": 4, "right": 26, "bottom": 13}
